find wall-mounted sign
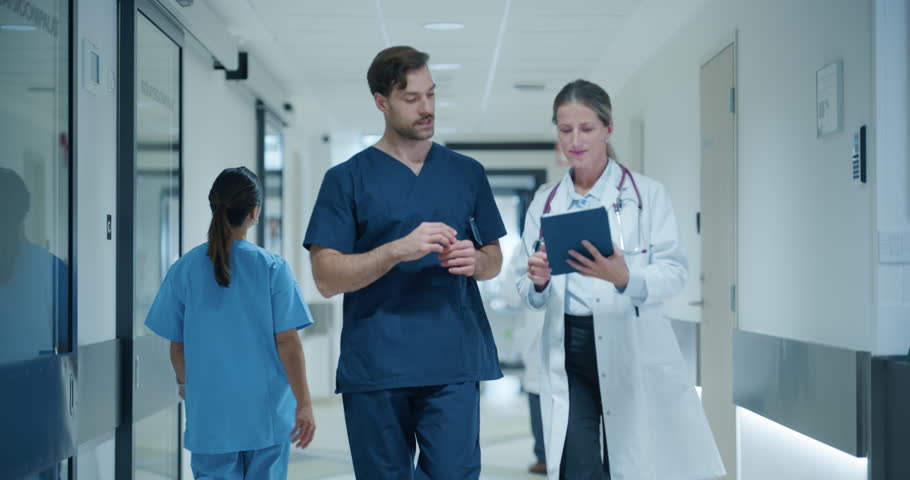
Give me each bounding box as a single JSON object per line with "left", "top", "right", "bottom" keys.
{"left": 1, "top": 0, "right": 60, "bottom": 37}
{"left": 816, "top": 61, "right": 843, "bottom": 137}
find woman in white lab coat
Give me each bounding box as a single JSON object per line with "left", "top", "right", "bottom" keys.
{"left": 515, "top": 79, "right": 725, "bottom": 480}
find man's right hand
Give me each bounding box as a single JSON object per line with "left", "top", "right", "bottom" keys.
{"left": 392, "top": 222, "right": 457, "bottom": 262}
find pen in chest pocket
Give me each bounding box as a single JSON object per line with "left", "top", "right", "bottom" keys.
{"left": 468, "top": 216, "right": 482, "bottom": 246}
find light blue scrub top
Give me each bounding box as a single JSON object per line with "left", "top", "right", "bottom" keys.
{"left": 145, "top": 240, "right": 312, "bottom": 454}
{"left": 0, "top": 242, "right": 68, "bottom": 365}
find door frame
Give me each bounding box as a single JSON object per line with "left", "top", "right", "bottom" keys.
{"left": 115, "top": 0, "right": 185, "bottom": 478}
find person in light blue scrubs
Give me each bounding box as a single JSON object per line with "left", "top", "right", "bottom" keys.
{"left": 146, "top": 167, "right": 316, "bottom": 480}
{"left": 0, "top": 167, "right": 69, "bottom": 365}
{"left": 304, "top": 46, "right": 507, "bottom": 479}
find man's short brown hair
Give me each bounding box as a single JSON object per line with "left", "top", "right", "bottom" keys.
{"left": 367, "top": 46, "right": 430, "bottom": 97}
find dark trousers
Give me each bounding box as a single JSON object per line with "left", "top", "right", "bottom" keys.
{"left": 342, "top": 382, "right": 481, "bottom": 480}
{"left": 560, "top": 314, "right": 610, "bottom": 480}
{"left": 528, "top": 392, "right": 546, "bottom": 463}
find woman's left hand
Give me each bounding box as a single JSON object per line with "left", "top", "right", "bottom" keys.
{"left": 567, "top": 241, "right": 630, "bottom": 289}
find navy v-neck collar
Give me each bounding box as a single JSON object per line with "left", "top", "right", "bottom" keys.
{"left": 369, "top": 142, "right": 437, "bottom": 178}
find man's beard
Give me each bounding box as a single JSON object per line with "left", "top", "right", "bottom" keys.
{"left": 392, "top": 115, "right": 434, "bottom": 141}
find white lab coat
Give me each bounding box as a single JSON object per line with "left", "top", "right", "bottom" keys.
{"left": 515, "top": 162, "right": 725, "bottom": 480}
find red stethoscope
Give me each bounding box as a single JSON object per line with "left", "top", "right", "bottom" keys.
{"left": 535, "top": 162, "right": 647, "bottom": 255}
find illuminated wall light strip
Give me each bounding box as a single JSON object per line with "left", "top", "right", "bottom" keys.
{"left": 1, "top": 24, "right": 37, "bottom": 31}
{"left": 738, "top": 407, "right": 868, "bottom": 478}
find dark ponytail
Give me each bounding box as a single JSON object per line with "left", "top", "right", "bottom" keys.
{"left": 207, "top": 167, "right": 262, "bottom": 287}
{"left": 0, "top": 168, "right": 30, "bottom": 284}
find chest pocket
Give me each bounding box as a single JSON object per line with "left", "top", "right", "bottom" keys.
{"left": 438, "top": 196, "right": 474, "bottom": 242}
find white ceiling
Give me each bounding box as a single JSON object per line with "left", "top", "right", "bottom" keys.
{"left": 206, "top": 0, "right": 705, "bottom": 142}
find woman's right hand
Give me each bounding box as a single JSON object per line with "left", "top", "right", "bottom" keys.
{"left": 528, "top": 248, "right": 551, "bottom": 291}
{"left": 290, "top": 402, "right": 316, "bottom": 449}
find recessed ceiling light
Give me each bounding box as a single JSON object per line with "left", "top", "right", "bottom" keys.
{"left": 1, "top": 25, "right": 37, "bottom": 32}
{"left": 430, "top": 63, "right": 462, "bottom": 71}
{"left": 513, "top": 83, "right": 546, "bottom": 92}
{"left": 423, "top": 22, "right": 464, "bottom": 31}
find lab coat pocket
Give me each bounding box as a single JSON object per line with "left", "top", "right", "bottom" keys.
{"left": 636, "top": 315, "right": 683, "bottom": 366}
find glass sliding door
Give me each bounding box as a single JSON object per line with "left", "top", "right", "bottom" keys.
{"left": 263, "top": 119, "right": 284, "bottom": 254}
{"left": 256, "top": 102, "right": 285, "bottom": 254}
{"left": 132, "top": 7, "right": 182, "bottom": 480}
{"left": 135, "top": 11, "right": 181, "bottom": 334}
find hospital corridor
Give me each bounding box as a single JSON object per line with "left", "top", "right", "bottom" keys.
{"left": 2, "top": 0, "right": 909, "bottom": 479}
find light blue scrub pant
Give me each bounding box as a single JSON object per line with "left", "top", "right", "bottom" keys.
{"left": 190, "top": 442, "right": 289, "bottom": 480}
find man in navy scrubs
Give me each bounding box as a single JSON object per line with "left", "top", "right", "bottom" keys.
{"left": 304, "top": 46, "right": 506, "bottom": 479}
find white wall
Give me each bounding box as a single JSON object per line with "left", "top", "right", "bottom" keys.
{"left": 74, "top": 0, "right": 117, "bottom": 474}
{"left": 284, "top": 127, "right": 333, "bottom": 300}
{"left": 452, "top": 149, "right": 565, "bottom": 187}
{"left": 283, "top": 96, "right": 342, "bottom": 397}
{"left": 181, "top": 47, "right": 258, "bottom": 250}
{"left": 612, "top": 0, "right": 876, "bottom": 350}
{"left": 75, "top": 0, "right": 118, "bottom": 350}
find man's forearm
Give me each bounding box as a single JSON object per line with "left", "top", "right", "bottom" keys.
{"left": 473, "top": 242, "right": 503, "bottom": 281}
{"left": 311, "top": 243, "right": 402, "bottom": 298}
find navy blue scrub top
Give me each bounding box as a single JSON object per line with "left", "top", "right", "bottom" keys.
{"left": 304, "top": 143, "right": 506, "bottom": 393}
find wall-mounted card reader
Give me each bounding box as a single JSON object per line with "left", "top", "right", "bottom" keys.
{"left": 852, "top": 125, "right": 866, "bottom": 184}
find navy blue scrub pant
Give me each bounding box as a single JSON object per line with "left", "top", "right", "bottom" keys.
{"left": 528, "top": 392, "right": 546, "bottom": 463}
{"left": 342, "top": 381, "right": 481, "bottom": 479}
{"left": 560, "top": 314, "right": 611, "bottom": 480}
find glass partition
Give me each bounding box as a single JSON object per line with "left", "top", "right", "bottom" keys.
{"left": 134, "top": 11, "right": 181, "bottom": 335}
{"left": 0, "top": 0, "right": 72, "bottom": 366}
{"left": 133, "top": 10, "right": 181, "bottom": 479}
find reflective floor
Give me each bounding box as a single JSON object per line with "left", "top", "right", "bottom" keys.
{"left": 286, "top": 374, "right": 544, "bottom": 479}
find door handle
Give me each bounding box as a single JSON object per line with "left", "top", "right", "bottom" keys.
{"left": 688, "top": 300, "right": 704, "bottom": 307}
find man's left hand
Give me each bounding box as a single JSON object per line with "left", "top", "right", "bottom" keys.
{"left": 440, "top": 239, "right": 477, "bottom": 276}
